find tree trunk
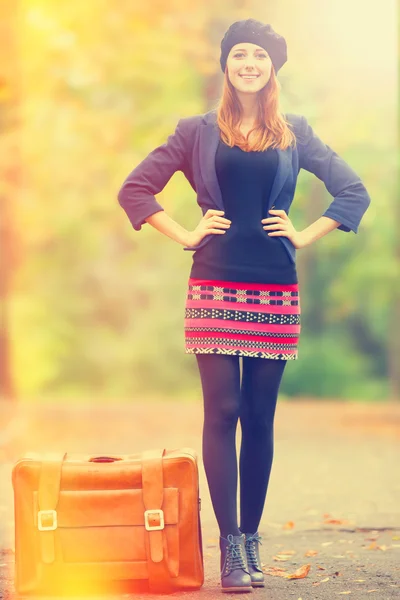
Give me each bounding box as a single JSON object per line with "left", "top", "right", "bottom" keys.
{"left": 388, "top": 161, "right": 400, "bottom": 400}
{"left": 0, "top": 0, "right": 20, "bottom": 401}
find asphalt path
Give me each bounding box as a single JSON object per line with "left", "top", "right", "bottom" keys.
{"left": 0, "top": 399, "right": 399, "bottom": 599}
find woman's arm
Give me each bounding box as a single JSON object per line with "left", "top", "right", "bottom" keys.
{"left": 144, "top": 210, "right": 191, "bottom": 247}
{"left": 117, "top": 117, "right": 195, "bottom": 231}
{"left": 299, "top": 215, "right": 342, "bottom": 246}
{"left": 265, "top": 209, "right": 342, "bottom": 249}
{"left": 296, "top": 115, "right": 371, "bottom": 233}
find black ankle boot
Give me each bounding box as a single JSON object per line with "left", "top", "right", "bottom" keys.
{"left": 219, "top": 533, "right": 253, "bottom": 593}
{"left": 242, "top": 532, "right": 265, "bottom": 587}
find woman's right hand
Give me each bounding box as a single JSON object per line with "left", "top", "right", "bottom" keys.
{"left": 185, "top": 210, "right": 231, "bottom": 248}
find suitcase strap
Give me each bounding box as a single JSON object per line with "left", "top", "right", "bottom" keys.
{"left": 37, "top": 449, "right": 175, "bottom": 593}
{"left": 141, "top": 448, "right": 175, "bottom": 593}
{"left": 37, "top": 452, "right": 67, "bottom": 564}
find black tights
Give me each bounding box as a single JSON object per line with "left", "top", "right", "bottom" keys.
{"left": 195, "top": 353, "right": 287, "bottom": 538}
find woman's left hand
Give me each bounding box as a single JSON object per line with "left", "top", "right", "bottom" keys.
{"left": 261, "top": 209, "right": 308, "bottom": 249}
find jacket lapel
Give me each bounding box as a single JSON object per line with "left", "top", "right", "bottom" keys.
{"left": 198, "top": 109, "right": 292, "bottom": 210}
{"left": 268, "top": 143, "right": 293, "bottom": 208}
{"left": 199, "top": 112, "right": 224, "bottom": 210}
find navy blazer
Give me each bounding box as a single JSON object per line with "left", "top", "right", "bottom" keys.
{"left": 117, "top": 109, "right": 371, "bottom": 264}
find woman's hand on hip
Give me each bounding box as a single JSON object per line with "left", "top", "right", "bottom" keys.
{"left": 185, "top": 209, "right": 231, "bottom": 248}
{"left": 262, "top": 209, "right": 308, "bottom": 249}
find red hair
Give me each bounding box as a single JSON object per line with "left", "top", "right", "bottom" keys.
{"left": 213, "top": 65, "right": 296, "bottom": 152}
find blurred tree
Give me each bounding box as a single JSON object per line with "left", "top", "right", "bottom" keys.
{"left": 390, "top": 8, "right": 400, "bottom": 400}
{"left": 0, "top": 0, "right": 21, "bottom": 401}
{"left": 6, "top": 0, "right": 396, "bottom": 401}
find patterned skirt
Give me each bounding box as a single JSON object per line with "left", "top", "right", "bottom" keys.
{"left": 184, "top": 277, "right": 301, "bottom": 360}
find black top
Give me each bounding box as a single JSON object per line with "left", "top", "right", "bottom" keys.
{"left": 189, "top": 139, "right": 298, "bottom": 284}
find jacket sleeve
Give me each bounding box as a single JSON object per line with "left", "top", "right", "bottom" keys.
{"left": 296, "top": 115, "right": 371, "bottom": 233}
{"left": 117, "top": 118, "right": 189, "bottom": 231}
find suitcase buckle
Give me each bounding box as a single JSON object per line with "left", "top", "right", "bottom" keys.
{"left": 144, "top": 509, "right": 164, "bottom": 531}
{"left": 37, "top": 509, "right": 58, "bottom": 531}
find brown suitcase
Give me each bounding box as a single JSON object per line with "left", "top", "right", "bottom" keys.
{"left": 12, "top": 448, "right": 204, "bottom": 595}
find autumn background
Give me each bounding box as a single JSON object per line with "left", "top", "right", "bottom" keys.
{"left": 0, "top": 0, "right": 398, "bottom": 404}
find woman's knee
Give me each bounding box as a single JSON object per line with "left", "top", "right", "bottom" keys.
{"left": 196, "top": 354, "right": 241, "bottom": 429}
{"left": 205, "top": 395, "right": 241, "bottom": 431}
{"left": 240, "top": 412, "right": 274, "bottom": 438}
{"left": 240, "top": 398, "right": 277, "bottom": 433}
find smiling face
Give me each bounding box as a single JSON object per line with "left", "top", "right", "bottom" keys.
{"left": 226, "top": 42, "right": 272, "bottom": 94}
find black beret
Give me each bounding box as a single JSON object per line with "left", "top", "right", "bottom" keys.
{"left": 220, "top": 18, "right": 287, "bottom": 75}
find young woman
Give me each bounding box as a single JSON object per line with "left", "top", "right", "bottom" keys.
{"left": 118, "top": 18, "right": 371, "bottom": 594}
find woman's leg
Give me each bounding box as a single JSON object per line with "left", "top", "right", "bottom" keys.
{"left": 239, "top": 357, "right": 288, "bottom": 534}
{"left": 195, "top": 353, "right": 241, "bottom": 538}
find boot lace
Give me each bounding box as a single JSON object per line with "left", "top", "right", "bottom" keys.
{"left": 245, "top": 532, "right": 263, "bottom": 567}
{"left": 221, "top": 534, "right": 247, "bottom": 575}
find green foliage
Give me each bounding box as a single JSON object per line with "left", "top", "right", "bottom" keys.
{"left": 7, "top": 1, "right": 397, "bottom": 402}
{"left": 281, "top": 331, "right": 389, "bottom": 401}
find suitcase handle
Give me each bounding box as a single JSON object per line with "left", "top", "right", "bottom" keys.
{"left": 88, "top": 456, "right": 123, "bottom": 463}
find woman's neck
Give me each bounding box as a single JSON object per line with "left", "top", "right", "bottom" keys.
{"left": 236, "top": 93, "right": 258, "bottom": 123}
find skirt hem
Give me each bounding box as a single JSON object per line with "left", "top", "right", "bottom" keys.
{"left": 185, "top": 348, "right": 298, "bottom": 360}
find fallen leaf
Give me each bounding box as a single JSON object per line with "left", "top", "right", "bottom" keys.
{"left": 263, "top": 566, "right": 288, "bottom": 578}
{"left": 320, "top": 577, "right": 330, "bottom": 582}
{"left": 317, "top": 565, "right": 326, "bottom": 570}
{"left": 353, "top": 579, "right": 365, "bottom": 582}
{"left": 376, "top": 545, "right": 387, "bottom": 551}
{"left": 321, "top": 541, "right": 334, "bottom": 546}
{"left": 286, "top": 564, "right": 311, "bottom": 579}
{"left": 283, "top": 521, "right": 295, "bottom": 529}
{"left": 273, "top": 555, "right": 290, "bottom": 561}
{"left": 279, "top": 550, "right": 296, "bottom": 555}
{"left": 338, "top": 592, "right": 352, "bottom": 595}
{"left": 392, "top": 535, "right": 400, "bottom": 540}
{"left": 305, "top": 550, "right": 318, "bottom": 556}
{"left": 367, "top": 591, "right": 378, "bottom": 593}
{"left": 323, "top": 518, "right": 348, "bottom": 525}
